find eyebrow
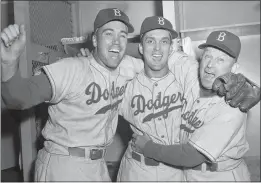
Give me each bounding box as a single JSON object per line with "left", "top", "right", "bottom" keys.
{"left": 161, "top": 37, "right": 171, "bottom": 40}
{"left": 121, "top": 30, "right": 128, "bottom": 35}
{"left": 102, "top": 28, "right": 128, "bottom": 35}
{"left": 102, "top": 28, "right": 113, "bottom": 33}
{"left": 145, "top": 36, "right": 170, "bottom": 40}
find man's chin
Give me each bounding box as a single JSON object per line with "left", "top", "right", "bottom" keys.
{"left": 150, "top": 64, "right": 165, "bottom": 71}
{"left": 107, "top": 62, "right": 121, "bottom": 70}
{"left": 201, "top": 80, "right": 213, "bottom": 90}
{"left": 107, "top": 65, "right": 118, "bottom": 70}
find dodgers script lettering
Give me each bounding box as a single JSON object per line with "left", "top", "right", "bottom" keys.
{"left": 85, "top": 82, "right": 127, "bottom": 114}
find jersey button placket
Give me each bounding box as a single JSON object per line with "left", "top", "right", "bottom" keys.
{"left": 153, "top": 82, "right": 166, "bottom": 142}
{"left": 106, "top": 74, "right": 113, "bottom": 143}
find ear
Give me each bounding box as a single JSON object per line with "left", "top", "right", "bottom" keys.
{"left": 231, "top": 62, "right": 239, "bottom": 73}
{"left": 92, "top": 34, "right": 97, "bottom": 48}
{"left": 138, "top": 43, "right": 143, "bottom": 55}
{"left": 169, "top": 41, "right": 174, "bottom": 55}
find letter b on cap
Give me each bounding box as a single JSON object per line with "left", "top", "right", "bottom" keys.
{"left": 217, "top": 32, "right": 226, "bottom": 42}
{"left": 158, "top": 17, "right": 165, "bottom": 25}
{"left": 113, "top": 9, "right": 121, "bottom": 16}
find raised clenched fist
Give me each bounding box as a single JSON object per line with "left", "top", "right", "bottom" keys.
{"left": 1, "top": 24, "right": 26, "bottom": 65}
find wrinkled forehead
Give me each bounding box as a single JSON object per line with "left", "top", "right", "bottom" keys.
{"left": 97, "top": 20, "right": 128, "bottom": 33}
{"left": 203, "top": 47, "right": 230, "bottom": 58}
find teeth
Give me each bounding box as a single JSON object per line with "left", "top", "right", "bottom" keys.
{"left": 109, "top": 49, "right": 120, "bottom": 53}
{"left": 153, "top": 54, "right": 162, "bottom": 57}
{"left": 204, "top": 72, "right": 215, "bottom": 79}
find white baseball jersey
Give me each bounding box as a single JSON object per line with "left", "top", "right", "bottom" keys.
{"left": 117, "top": 51, "right": 199, "bottom": 181}
{"left": 41, "top": 54, "right": 143, "bottom": 148}
{"left": 180, "top": 84, "right": 251, "bottom": 181}
{"left": 34, "top": 54, "right": 144, "bottom": 181}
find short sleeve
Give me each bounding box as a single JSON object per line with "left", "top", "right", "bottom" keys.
{"left": 42, "top": 57, "right": 88, "bottom": 103}
{"left": 188, "top": 107, "right": 246, "bottom": 162}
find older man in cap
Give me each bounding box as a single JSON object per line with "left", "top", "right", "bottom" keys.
{"left": 132, "top": 30, "right": 253, "bottom": 181}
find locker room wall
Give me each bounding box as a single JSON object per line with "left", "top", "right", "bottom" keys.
{"left": 180, "top": 1, "right": 260, "bottom": 30}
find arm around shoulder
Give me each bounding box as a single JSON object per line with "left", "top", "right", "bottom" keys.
{"left": 143, "top": 140, "right": 207, "bottom": 167}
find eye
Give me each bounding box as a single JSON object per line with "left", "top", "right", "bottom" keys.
{"left": 217, "top": 58, "right": 224, "bottom": 63}
{"left": 162, "top": 39, "right": 170, "bottom": 44}
{"left": 105, "top": 32, "right": 112, "bottom": 36}
{"left": 204, "top": 55, "right": 211, "bottom": 59}
{"left": 146, "top": 39, "right": 154, "bottom": 44}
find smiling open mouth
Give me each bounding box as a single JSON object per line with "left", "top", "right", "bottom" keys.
{"left": 152, "top": 54, "right": 163, "bottom": 61}
{"left": 109, "top": 49, "right": 120, "bottom": 58}
{"left": 204, "top": 70, "right": 215, "bottom": 79}
{"left": 109, "top": 48, "right": 120, "bottom": 53}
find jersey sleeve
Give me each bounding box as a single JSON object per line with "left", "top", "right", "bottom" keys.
{"left": 168, "top": 51, "right": 199, "bottom": 94}
{"left": 188, "top": 106, "right": 247, "bottom": 162}
{"left": 1, "top": 70, "right": 52, "bottom": 110}
{"left": 42, "top": 57, "right": 88, "bottom": 103}
{"left": 119, "top": 55, "right": 144, "bottom": 79}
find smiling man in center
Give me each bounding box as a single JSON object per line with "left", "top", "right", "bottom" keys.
{"left": 117, "top": 16, "right": 187, "bottom": 181}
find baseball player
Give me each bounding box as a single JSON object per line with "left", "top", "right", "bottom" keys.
{"left": 117, "top": 16, "right": 187, "bottom": 181}
{"left": 1, "top": 8, "right": 144, "bottom": 181}
{"left": 1, "top": 9, "right": 259, "bottom": 182}
{"left": 132, "top": 31, "right": 255, "bottom": 181}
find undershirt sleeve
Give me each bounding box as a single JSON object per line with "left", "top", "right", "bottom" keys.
{"left": 143, "top": 140, "right": 207, "bottom": 167}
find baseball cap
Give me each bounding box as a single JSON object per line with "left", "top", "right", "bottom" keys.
{"left": 198, "top": 30, "right": 241, "bottom": 59}
{"left": 140, "top": 16, "right": 178, "bottom": 39}
{"left": 94, "top": 8, "right": 134, "bottom": 33}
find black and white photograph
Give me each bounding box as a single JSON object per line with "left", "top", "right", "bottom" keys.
{"left": 1, "top": 1, "right": 260, "bottom": 182}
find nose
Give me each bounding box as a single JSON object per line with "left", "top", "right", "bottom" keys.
{"left": 154, "top": 42, "right": 161, "bottom": 51}
{"left": 113, "top": 35, "right": 120, "bottom": 45}
{"left": 207, "top": 59, "right": 216, "bottom": 68}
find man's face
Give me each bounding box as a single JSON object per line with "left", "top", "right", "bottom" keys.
{"left": 200, "top": 47, "right": 236, "bottom": 89}
{"left": 139, "top": 29, "right": 172, "bottom": 77}
{"left": 93, "top": 21, "right": 128, "bottom": 70}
